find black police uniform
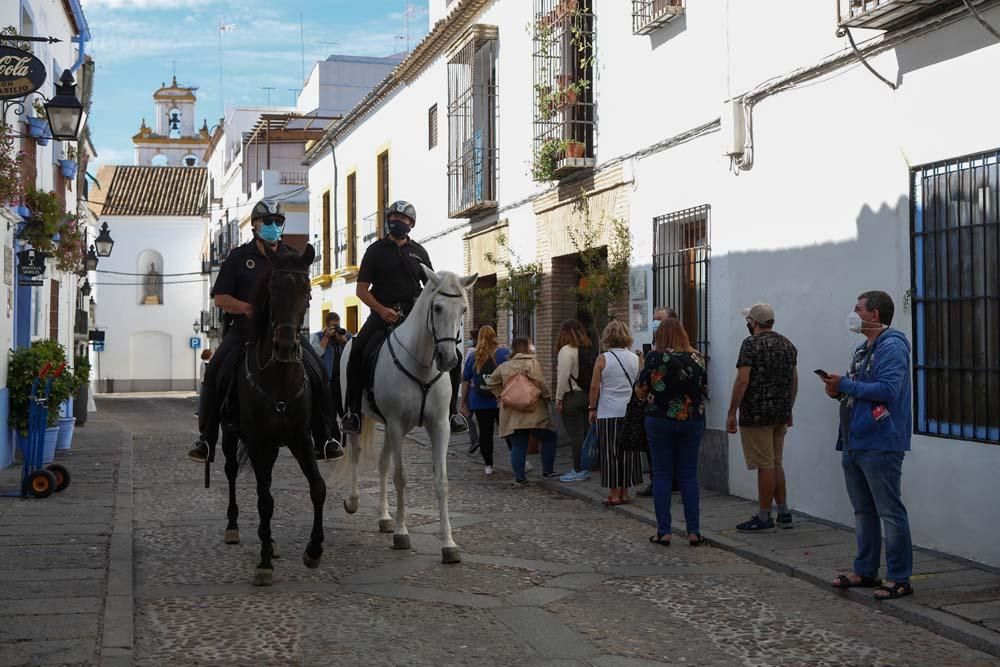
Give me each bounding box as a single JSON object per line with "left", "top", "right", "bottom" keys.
{"left": 345, "top": 237, "right": 461, "bottom": 418}
{"left": 197, "top": 239, "right": 337, "bottom": 453}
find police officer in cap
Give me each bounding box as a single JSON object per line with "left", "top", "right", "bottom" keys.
{"left": 188, "top": 199, "right": 345, "bottom": 462}
{"left": 342, "top": 200, "right": 469, "bottom": 435}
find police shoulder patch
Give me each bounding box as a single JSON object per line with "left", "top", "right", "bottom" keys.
{"left": 246, "top": 258, "right": 256, "bottom": 269}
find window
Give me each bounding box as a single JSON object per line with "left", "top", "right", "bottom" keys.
{"left": 912, "top": 150, "right": 1000, "bottom": 444}
{"left": 447, "top": 26, "right": 498, "bottom": 217}
{"left": 632, "top": 0, "right": 685, "bottom": 35}
{"left": 428, "top": 104, "right": 438, "bottom": 149}
{"left": 322, "top": 190, "right": 331, "bottom": 274}
{"left": 510, "top": 273, "right": 536, "bottom": 340}
{"left": 346, "top": 305, "right": 359, "bottom": 335}
{"left": 346, "top": 172, "right": 357, "bottom": 267}
{"left": 377, "top": 150, "right": 389, "bottom": 230}
{"left": 653, "top": 205, "right": 710, "bottom": 359}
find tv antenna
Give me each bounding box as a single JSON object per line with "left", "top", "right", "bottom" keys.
{"left": 261, "top": 87, "right": 275, "bottom": 105}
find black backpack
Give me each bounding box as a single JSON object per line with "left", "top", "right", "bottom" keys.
{"left": 474, "top": 356, "right": 498, "bottom": 398}
{"left": 572, "top": 346, "right": 597, "bottom": 392}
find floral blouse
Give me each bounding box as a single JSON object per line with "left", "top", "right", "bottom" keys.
{"left": 637, "top": 349, "right": 708, "bottom": 420}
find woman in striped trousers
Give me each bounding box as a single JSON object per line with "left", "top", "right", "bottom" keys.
{"left": 589, "top": 320, "right": 643, "bottom": 506}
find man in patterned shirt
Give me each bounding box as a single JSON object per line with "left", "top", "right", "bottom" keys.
{"left": 726, "top": 303, "right": 798, "bottom": 531}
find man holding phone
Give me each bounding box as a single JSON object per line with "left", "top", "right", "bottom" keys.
{"left": 820, "top": 291, "right": 914, "bottom": 601}
{"left": 727, "top": 303, "right": 798, "bottom": 532}
{"left": 311, "top": 312, "right": 350, "bottom": 452}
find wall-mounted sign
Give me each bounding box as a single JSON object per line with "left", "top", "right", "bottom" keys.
{"left": 16, "top": 249, "right": 49, "bottom": 277}
{"left": 0, "top": 46, "right": 47, "bottom": 100}
{"left": 89, "top": 329, "right": 105, "bottom": 343}
{"left": 3, "top": 246, "right": 12, "bottom": 285}
{"left": 92, "top": 341, "right": 105, "bottom": 352}
{"left": 17, "top": 278, "right": 43, "bottom": 287}
{"left": 189, "top": 337, "right": 202, "bottom": 350}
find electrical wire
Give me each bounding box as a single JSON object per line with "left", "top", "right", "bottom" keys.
{"left": 96, "top": 269, "right": 204, "bottom": 277}
{"left": 94, "top": 279, "right": 206, "bottom": 286}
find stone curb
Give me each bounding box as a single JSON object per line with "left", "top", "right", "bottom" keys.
{"left": 100, "top": 434, "right": 134, "bottom": 667}
{"left": 530, "top": 474, "right": 1000, "bottom": 660}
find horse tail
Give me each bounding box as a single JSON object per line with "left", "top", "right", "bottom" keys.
{"left": 327, "top": 418, "right": 378, "bottom": 488}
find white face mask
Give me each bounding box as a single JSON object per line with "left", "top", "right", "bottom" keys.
{"left": 848, "top": 311, "right": 886, "bottom": 334}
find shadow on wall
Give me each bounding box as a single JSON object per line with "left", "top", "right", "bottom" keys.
{"left": 895, "top": 7, "right": 1000, "bottom": 81}
{"left": 709, "top": 196, "right": 910, "bottom": 524}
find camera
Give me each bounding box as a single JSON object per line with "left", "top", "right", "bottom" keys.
{"left": 327, "top": 326, "right": 347, "bottom": 337}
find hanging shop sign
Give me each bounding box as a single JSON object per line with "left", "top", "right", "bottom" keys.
{"left": 16, "top": 249, "right": 49, "bottom": 277}
{"left": 0, "top": 46, "right": 47, "bottom": 100}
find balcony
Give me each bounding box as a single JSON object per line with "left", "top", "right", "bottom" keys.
{"left": 201, "top": 258, "right": 211, "bottom": 274}
{"left": 448, "top": 141, "right": 498, "bottom": 218}
{"left": 280, "top": 171, "right": 308, "bottom": 186}
{"left": 335, "top": 226, "right": 348, "bottom": 270}
{"left": 836, "top": 0, "right": 977, "bottom": 31}
{"left": 362, "top": 213, "right": 379, "bottom": 244}
{"left": 632, "top": 0, "right": 684, "bottom": 35}
{"left": 74, "top": 309, "right": 88, "bottom": 336}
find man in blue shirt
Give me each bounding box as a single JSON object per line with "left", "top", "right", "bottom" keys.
{"left": 822, "top": 290, "right": 913, "bottom": 600}
{"left": 311, "top": 312, "right": 350, "bottom": 445}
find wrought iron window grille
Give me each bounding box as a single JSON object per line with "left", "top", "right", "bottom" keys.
{"left": 632, "top": 0, "right": 685, "bottom": 35}
{"left": 652, "top": 205, "right": 711, "bottom": 360}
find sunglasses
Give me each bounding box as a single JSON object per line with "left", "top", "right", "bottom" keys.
{"left": 260, "top": 216, "right": 285, "bottom": 226}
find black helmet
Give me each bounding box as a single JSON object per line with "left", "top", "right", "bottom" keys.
{"left": 385, "top": 200, "right": 416, "bottom": 225}
{"left": 251, "top": 199, "right": 285, "bottom": 222}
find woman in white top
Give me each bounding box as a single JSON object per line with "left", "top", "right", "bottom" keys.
{"left": 555, "top": 320, "right": 594, "bottom": 482}
{"left": 588, "top": 320, "right": 642, "bottom": 506}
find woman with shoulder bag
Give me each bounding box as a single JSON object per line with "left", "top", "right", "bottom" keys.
{"left": 461, "top": 326, "right": 510, "bottom": 475}
{"left": 637, "top": 318, "right": 708, "bottom": 547}
{"left": 589, "top": 320, "right": 642, "bottom": 506}
{"left": 555, "top": 320, "right": 594, "bottom": 482}
{"left": 485, "top": 337, "right": 557, "bottom": 486}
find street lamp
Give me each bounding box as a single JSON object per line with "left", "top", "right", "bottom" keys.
{"left": 83, "top": 245, "right": 99, "bottom": 272}
{"left": 193, "top": 320, "right": 200, "bottom": 335}
{"left": 94, "top": 222, "right": 114, "bottom": 257}
{"left": 80, "top": 277, "right": 92, "bottom": 297}
{"left": 45, "top": 70, "right": 86, "bottom": 142}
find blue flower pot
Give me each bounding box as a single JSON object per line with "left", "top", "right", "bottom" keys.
{"left": 56, "top": 417, "right": 75, "bottom": 451}
{"left": 26, "top": 116, "right": 47, "bottom": 138}
{"left": 43, "top": 427, "right": 58, "bottom": 464}
{"left": 16, "top": 204, "right": 30, "bottom": 219}
{"left": 59, "top": 159, "right": 78, "bottom": 180}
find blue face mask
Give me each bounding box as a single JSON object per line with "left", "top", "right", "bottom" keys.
{"left": 259, "top": 223, "right": 283, "bottom": 243}
{"left": 651, "top": 319, "right": 661, "bottom": 333}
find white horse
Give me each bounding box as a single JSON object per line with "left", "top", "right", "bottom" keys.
{"left": 335, "top": 266, "right": 477, "bottom": 564}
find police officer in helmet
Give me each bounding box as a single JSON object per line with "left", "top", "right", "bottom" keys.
{"left": 188, "top": 199, "right": 345, "bottom": 462}
{"left": 341, "top": 200, "right": 469, "bottom": 435}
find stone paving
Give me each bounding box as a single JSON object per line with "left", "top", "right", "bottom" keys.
{"left": 2, "top": 396, "right": 1000, "bottom": 665}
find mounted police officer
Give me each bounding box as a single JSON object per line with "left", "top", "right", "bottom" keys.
{"left": 341, "top": 200, "right": 469, "bottom": 435}
{"left": 188, "top": 199, "right": 345, "bottom": 462}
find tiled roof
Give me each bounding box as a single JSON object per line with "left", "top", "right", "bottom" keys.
{"left": 91, "top": 165, "right": 206, "bottom": 217}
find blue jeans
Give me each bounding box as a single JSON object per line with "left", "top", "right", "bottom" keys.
{"left": 841, "top": 449, "right": 912, "bottom": 584}
{"left": 645, "top": 416, "right": 705, "bottom": 537}
{"left": 509, "top": 428, "right": 556, "bottom": 481}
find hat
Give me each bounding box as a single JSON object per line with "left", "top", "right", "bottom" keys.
{"left": 251, "top": 199, "right": 285, "bottom": 222}
{"left": 742, "top": 303, "right": 775, "bottom": 325}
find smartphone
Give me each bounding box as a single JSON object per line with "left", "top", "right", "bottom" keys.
{"left": 813, "top": 369, "right": 830, "bottom": 379}
{"left": 642, "top": 343, "right": 652, "bottom": 355}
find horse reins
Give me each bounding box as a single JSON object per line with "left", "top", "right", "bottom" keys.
{"left": 384, "top": 288, "right": 465, "bottom": 427}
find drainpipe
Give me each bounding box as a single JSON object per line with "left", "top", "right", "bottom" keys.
{"left": 70, "top": 35, "right": 86, "bottom": 73}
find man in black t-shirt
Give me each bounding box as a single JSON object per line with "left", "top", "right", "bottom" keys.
{"left": 341, "top": 200, "right": 468, "bottom": 435}
{"left": 726, "top": 303, "right": 798, "bottom": 532}
{"left": 187, "top": 199, "right": 344, "bottom": 463}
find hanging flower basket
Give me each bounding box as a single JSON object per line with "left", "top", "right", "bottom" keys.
{"left": 26, "top": 117, "right": 48, "bottom": 138}
{"left": 58, "top": 159, "right": 78, "bottom": 180}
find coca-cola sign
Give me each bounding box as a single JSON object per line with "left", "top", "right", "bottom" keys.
{"left": 0, "top": 46, "right": 46, "bottom": 101}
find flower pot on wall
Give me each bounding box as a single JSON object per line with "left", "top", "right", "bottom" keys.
{"left": 565, "top": 141, "right": 586, "bottom": 159}
{"left": 26, "top": 117, "right": 48, "bottom": 138}
{"left": 58, "top": 160, "right": 78, "bottom": 180}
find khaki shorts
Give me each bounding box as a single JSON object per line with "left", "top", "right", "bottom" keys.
{"left": 739, "top": 425, "right": 788, "bottom": 470}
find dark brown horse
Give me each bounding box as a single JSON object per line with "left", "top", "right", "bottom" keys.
{"left": 223, "top": 243, "right": 325, "bottom": 586}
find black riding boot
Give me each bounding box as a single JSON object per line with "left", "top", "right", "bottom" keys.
{"left": 302, "top": 339, "right": 345, "bottom": 461}
{"left": 448, "top": 363, "right": 469, "bottom": 435}
{"left": 188, "top": 381, "right": 217, "bottom": 463}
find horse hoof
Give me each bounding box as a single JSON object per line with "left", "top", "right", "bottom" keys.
{"left": 344, "top": 497, "right": 359, "bottom": 514}
{"left": 442, "top": 546, "right": 462, "bottom": 564}
{"left": 392, "top": 534, "right": 411, "bottom": 550}
{"left": 378, "top": 518, "right": 395, "bottom": 533}
{"left": 224, "top": 529, "right": 240, "bottom": 545}
{"left": 303, "top": 550, "right": 322, "bottom": 569}
{"left": 270, "top": 541, "right": 280, "bottom": 559}
{"left": 253, "top": 568, "right": 273, "bottom": 587}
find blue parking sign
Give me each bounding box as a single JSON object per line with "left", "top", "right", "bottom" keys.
{"left": 92, "top": 341, "right": 105, "bottom": 352}
{"left": 189, "top": 337, "right": 202, "bottom": 350}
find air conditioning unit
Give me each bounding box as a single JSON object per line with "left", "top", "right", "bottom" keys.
{"left": 721, "top": 99, "right": 746, "bottom": 157}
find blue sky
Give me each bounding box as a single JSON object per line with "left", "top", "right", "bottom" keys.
{"left": 81, "top": 0, "right": 430, "bottom": 167}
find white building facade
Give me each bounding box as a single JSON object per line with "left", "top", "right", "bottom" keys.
{"left": 305, "top": 0, "right": 1000, "bottom": 567}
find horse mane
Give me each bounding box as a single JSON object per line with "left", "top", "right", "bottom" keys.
{"left": 248, "top": 263, "right": 274, "bottom": 341}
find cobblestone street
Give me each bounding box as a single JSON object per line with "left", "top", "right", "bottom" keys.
{"left": 2, "top": 396, "right": 999, "bottom": 666}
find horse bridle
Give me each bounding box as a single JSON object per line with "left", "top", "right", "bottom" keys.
{"left": 384, "top": 287, "right": 465, "bottom": 427}
{"left": 260, "top": 268, "right": 310, "bottom": 368}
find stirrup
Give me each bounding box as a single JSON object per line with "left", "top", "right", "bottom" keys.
{"left": 324, "top": 437, "right": 345, "bottom": 461}
{"left": 449, "top": 413, "right": 470, "bottom": 435}
{"left": 342, "top": 412, "right": 361, "bottom": 434}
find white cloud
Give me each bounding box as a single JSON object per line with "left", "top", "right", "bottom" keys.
{"left": 82, "top": 0, "right": 214, "bottom": 9}
{"left": 91, "top": 145, "right": 133, "bottom": 167}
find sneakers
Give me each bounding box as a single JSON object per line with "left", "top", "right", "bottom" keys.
{"left": 188, "top": 439, "right": 210, "bottom": 463}
{"left": 541, "top": 471, "right": 560, "bottom": 479}
{"left": 467, "top": 442, "right": 480, "bottom": 455}
{"left": 524, "top": 461, "right": 533, "bottom": 473}
{"left": 636, "top": 483, "right": 653, "bottom": 498}
{"left": 342, "top": 412, "right": 361, "bottom": 434}
{"left": 512, "top": 479, "right": 529, "bottom": 487}
{"left": 559, "top": 470, "right": 591, "bottom": 483}
{"left": 484, "top": 466, "right": 494, "bottom": 475}
{"left": 450, "top": 413, "right": 470, "bottom": 435}
{"left": 776, "top": 512, "right": 794, "bottom": 529}
{"left": 736, "top": 515, "right": 776, "bottom": 532}
{"left": 324, "top": 438, "right": 345, "bottom": 461}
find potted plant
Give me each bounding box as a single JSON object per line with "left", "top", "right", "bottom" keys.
{"left": 59, "top": 145, "right": 78, "bottom": 180}
{"left": 28, "top": 98, "right": 51, "bottom": 146}
{"left": 7, "top": 341, "right": 80, "bottom": 464}
{"left": 73, "top": 356, "right": 91, "bottom": 427}
{"left": 21, "top": 188, "right": 64, "bottom": 252}
{"left": 532, "top": 138, "right": 565, "bottom": 182}
{"left": 565, "top": 140, "right": 586, "bottom": 159}
{"left": 0, "top": 123, "right": 26, "bottom": 206}
{"left": 53, "top": 213, "right": 85, "bottom": 273}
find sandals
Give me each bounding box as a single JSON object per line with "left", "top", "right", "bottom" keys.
{"left": 874, "top": 582, "right": 914, "bottom": 600}
{"left": 648, "top": 534, "right": 671, "bottom": 547}
{"left": 602, "top": 497, "right": 625, "bottom": 506}
{"left": 688, "top": 534, "right": 707, "bottom": 547}
{"left": 832, "top": 574, "right": 882, "bottom": 589}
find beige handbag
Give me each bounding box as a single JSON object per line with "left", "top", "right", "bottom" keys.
{"left": 500, "top": 372, "right": 541, "bottom": 411}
